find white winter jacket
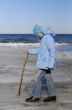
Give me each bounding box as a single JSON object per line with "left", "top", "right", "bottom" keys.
{"left": 28, "top": 30, "right": 56, "bottom": 69}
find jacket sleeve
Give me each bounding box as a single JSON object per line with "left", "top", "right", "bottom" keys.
{"left": 46, "top": 36, "right": 56, "bottom": 69}
{"left": 27, "top": 47, "right": 39, "bottom": 55}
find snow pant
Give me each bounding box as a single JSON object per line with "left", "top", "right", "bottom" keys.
{"left": 32, "top": 69, "right": 56, "bottom": 98}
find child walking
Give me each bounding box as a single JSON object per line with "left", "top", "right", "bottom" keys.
{"left": 26, "top": 24, "right": 56, "bottom": 102}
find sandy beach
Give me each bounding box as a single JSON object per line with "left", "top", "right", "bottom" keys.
{"left": 0, "top": 45, "right": 72, "bottom": 110}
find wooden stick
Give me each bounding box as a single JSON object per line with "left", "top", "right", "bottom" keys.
{"left": 17, "top": 52, "right": 29, "bottom": 96}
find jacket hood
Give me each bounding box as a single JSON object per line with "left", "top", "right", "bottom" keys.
{"left": 44, "top": 27, "right": 56, "bottom": 37}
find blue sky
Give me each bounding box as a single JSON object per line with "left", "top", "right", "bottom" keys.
{"left": 0, "top": 0, "right": 72, "bottom": 34}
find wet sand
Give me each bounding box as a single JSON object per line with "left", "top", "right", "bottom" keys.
{"left": 0, "top": 46, "right": 72, "bottom": 110}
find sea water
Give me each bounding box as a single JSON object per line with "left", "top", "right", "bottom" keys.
{"left": 0, "top": 34, "right": 72, "bottom": 51}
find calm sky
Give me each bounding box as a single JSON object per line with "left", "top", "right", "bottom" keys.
{"left": 0, "top": 0, "right": 72, "bottom": 34}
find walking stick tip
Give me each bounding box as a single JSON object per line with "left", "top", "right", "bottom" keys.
{"left": 16, "top": 93, "right": 20, "bottom": 97}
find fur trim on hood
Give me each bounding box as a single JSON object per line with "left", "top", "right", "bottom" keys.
{"left": 44, "top": 27, "right": 56, "bottom": 37}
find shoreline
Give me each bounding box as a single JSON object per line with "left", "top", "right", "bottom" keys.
{"left": 0, "top": 46, "right": 72, "bottom": 83}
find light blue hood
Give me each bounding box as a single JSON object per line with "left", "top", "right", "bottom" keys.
{"left": 44, "top": 27, "right": 56, "bottom": 37}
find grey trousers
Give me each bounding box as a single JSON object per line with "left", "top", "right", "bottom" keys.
{"left": 32, "top": 70, "right": 56, "bottom": 98}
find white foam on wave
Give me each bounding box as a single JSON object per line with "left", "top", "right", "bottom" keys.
{"left": 0, "top": 42, "right": 39, "bottom": 48}
{"left": 55, "top": 42, "right": 70, "bottom": 46}
{"left": 0, "top": 42, "right": 71, "bottom": 48}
